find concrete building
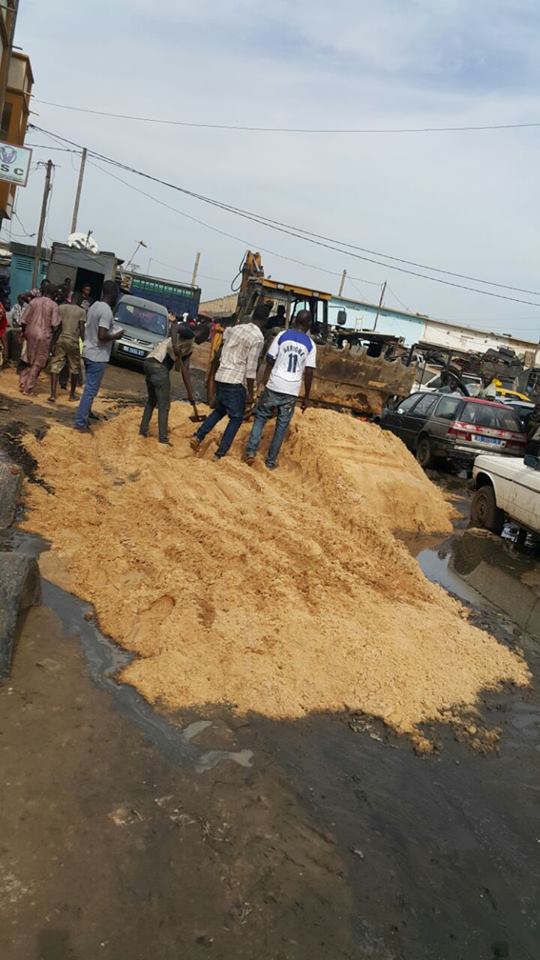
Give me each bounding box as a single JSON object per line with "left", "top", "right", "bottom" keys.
{"left": 199, "top": 293, "right": 238, "bottom": 317}
{"left": 0, "top": 1, "right": 18, "bottom": 119}
{"left": 0, "top": 49, "right": 34, "bottom": 221}
{"left": 329, "top": 295, "right": 540, "bottom": 367}
{"left": 201, "top": 289, "right": 540, "bottom": 366}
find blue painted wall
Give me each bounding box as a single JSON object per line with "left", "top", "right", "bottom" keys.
{"left": 10, "top": 251, "right": 48, "bottom": 301}
{"left": 329, "top": 297, "right": 424, "bottom": 345}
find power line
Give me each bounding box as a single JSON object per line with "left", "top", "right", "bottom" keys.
{"left": 146, "top": 257, "right": 229, "bottom": 285}
{"left": 347, "top": 278, "right": 383, "bottom": 301}
{"left": 13, "top": 211, "right": 35, "bottom": 238}
{"left": 30, "top": 123, "right": 540, "bottom": 309}
{"left": 387, "top": 286, "right": 412, "bottom": 313}
{"left": 25, "top": 123, "right": 540, "bottom": 296}
{"left": 26, "top": 142, "right": 81, "bottom": 153}
{"left": 135, "top": 176, "right": 540, "bottom": 297}
{"left": 62, "top": 128, "right": 540, "bottom": 297}
{"left": 36, "top": 123, "right": 540, "bottom": 306}
{"left": 88, "top": 160, "right": 540, "bottom": 335}
{"left": 32, "top": 97, "right": 540, "bottom": 135}
{"left": 86, "top": 158, "right": 374, "bottom": 287}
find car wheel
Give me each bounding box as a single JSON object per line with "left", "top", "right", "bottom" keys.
{"left": 416, "top": 435, "right": 433, "bottom": 470}
{"left": 470, "top": 485, "right": 505, "bottom": 534}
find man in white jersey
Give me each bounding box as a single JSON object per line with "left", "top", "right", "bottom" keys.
{"left": 245, "top": 310, "right": 316, "bottom": 470}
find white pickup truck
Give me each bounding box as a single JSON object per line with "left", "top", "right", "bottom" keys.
{"left": 471, "top": 454, "right": 540, "bottom": 535}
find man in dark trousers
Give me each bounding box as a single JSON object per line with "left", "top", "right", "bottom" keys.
{"left": 190, "top": 307, "right": 265, "bottom": 460}
{"left": 139, "top": 324, "right": 196, "bottom": 445}
{"left": 245, "top": 310, "right": 316, "bottom": 470}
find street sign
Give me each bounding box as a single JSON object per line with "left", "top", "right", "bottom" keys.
{"left": 0, "top": 142, "right": 32, "bottom": 186}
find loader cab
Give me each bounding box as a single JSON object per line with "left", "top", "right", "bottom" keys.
{"left": 239, "top": 277, "right": 331, "bottom": 339}
{"left": 206, "top": 277, "right": 332, "bottom": 404}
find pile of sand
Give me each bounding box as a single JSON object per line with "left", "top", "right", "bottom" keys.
{"left": 22, "top": 403, "right": 529, "bottom": 744}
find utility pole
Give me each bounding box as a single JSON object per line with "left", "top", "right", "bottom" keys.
{"left": 191, "top": 251, "right": 201, "bottom": 287}
{"left": 32, "top": 159, "right": 53, "bottom": 289}
{"left": 373, "top": 281, "right": 387, "bottom": 331}
{"left": 125, "top": 240, "right": 147, "bottom": 271}
{"left": 338, "top": 269, "right": 347, "bottom": 297}
{"left": 70, "top": 147, "right": 87, "bottom": 235}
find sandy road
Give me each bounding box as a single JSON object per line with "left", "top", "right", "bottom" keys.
{"left": 1, "top": 358, "right": 540, "bottom": 960}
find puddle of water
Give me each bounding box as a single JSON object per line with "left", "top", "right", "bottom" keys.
{"left": 7, "top": 527, "right": 254, "bottom": 773}
{"left": 183, "top": 720, "right": 213, "bottom": 742}
{"left": 418, "top": 529, "right": 540, "bottom": 639}
{"left": 195, "top": 748, "right": 254, "bottom": 773}
{"left": 417, "top": 536, "right": 485, "bottom": 607}
{"left": 42, "top": 578, "right": 254, "bottom": 773}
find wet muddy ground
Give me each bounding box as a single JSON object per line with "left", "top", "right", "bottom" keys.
{"left": 1, "top": 362, "right": 540, "bottom": 960}
{"left": 0, "top": 359, "right": 208, "bottom": 459}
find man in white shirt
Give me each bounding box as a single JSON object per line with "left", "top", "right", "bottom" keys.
{"left": 245, "top": 310, "right": 316, "bottom": 470}
{"left": 478, "top": 373, "right": 498, "bottom": 400}
{"left": 74, "top": 281, "right": 123, "bottom": 432}
{"left": 191, "top": 309, "right": 265, "bottom": 460}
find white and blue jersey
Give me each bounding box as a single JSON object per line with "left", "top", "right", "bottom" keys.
{"left": 266, "top": 329, "right": 317, "bottom": 397}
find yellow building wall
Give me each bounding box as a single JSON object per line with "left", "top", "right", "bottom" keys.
{"left": 0, "top": 50, "right": 33, "bottom": 220}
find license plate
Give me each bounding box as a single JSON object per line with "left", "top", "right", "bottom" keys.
{"left": 122, "top": 345, "right": 145, "bottom": 357}
{"left": 479, "top": 436, "right": 504, "bottom": 446}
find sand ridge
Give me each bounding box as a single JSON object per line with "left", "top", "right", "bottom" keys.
{"left": 22, "top": 403, "right": 530, "bottom": 744}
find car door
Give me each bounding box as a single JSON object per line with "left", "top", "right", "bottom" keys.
{"left": 381, "top": 394, "right": 424, "bottom": 449}
{"left": 501, "top": 459, "right": 540, "bottom": 530}
{"left": 403, "top": 392, "right": 440, "bottom": 449}
{"left": 429, "top": 395, "right": 463, "bottom": 455}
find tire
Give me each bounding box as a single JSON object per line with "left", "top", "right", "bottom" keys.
{"left": 416, "top": 434, "right": 433, "bottom": 470}
{"left": 470, "top": 485, "right": 505, "bottom": 534}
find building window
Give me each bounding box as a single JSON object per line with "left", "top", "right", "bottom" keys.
{"left": 0, "top": 100, "right": 12, "bottom": 138}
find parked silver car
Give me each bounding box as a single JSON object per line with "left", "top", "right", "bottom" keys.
{"left": 111, "top": 295, "right": 169, "bottom": 365}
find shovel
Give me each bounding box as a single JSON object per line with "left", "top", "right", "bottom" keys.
{"left": 189, "top": 402, "right": 205, "bottom": 423}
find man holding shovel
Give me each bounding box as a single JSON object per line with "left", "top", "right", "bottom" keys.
{"left": 139, "top": 323, "right": 200, "bottom": 445}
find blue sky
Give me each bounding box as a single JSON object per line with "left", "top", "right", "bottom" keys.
{"left": 6, "top": 0, "right": 540, "bottom": 337}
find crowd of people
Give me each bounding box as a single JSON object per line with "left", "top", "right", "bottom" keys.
{"left": 7, "top": 277, "right": 95, "bottom": 401}
{"left": 1, "top": 278, "right": 315, "bottom": 468}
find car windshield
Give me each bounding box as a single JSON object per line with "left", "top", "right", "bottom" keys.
{"left": 116, "top": 302, "right": 167, "bottom": 336}
{"left": 460, "top": 402, "right": 522, "bottom": 432}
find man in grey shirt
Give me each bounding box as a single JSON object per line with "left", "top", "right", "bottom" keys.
{"left": 74, "top": 281, "right": 123, "bottom": 432}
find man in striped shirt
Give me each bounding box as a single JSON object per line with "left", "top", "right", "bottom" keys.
{"left": 191, "top": 309, "right": 265, "bottom": 460}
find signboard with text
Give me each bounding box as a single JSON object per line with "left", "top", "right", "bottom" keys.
{"left": 0, "top": 142, "right": 32, "bottom": 186}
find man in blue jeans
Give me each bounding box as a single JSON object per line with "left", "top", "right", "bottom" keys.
{"left": 74, "top": 281, "right": 122, "bottom": 433}
{"left": 245, "top": 310, "right": 316, "bottom": 470}
{"left": 190, "top": 310, "right": 265, "bottom": 460}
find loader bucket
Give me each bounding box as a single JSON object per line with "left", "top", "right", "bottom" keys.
{"left": 309, "top": 346, "right": 416, "bottom": 416}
